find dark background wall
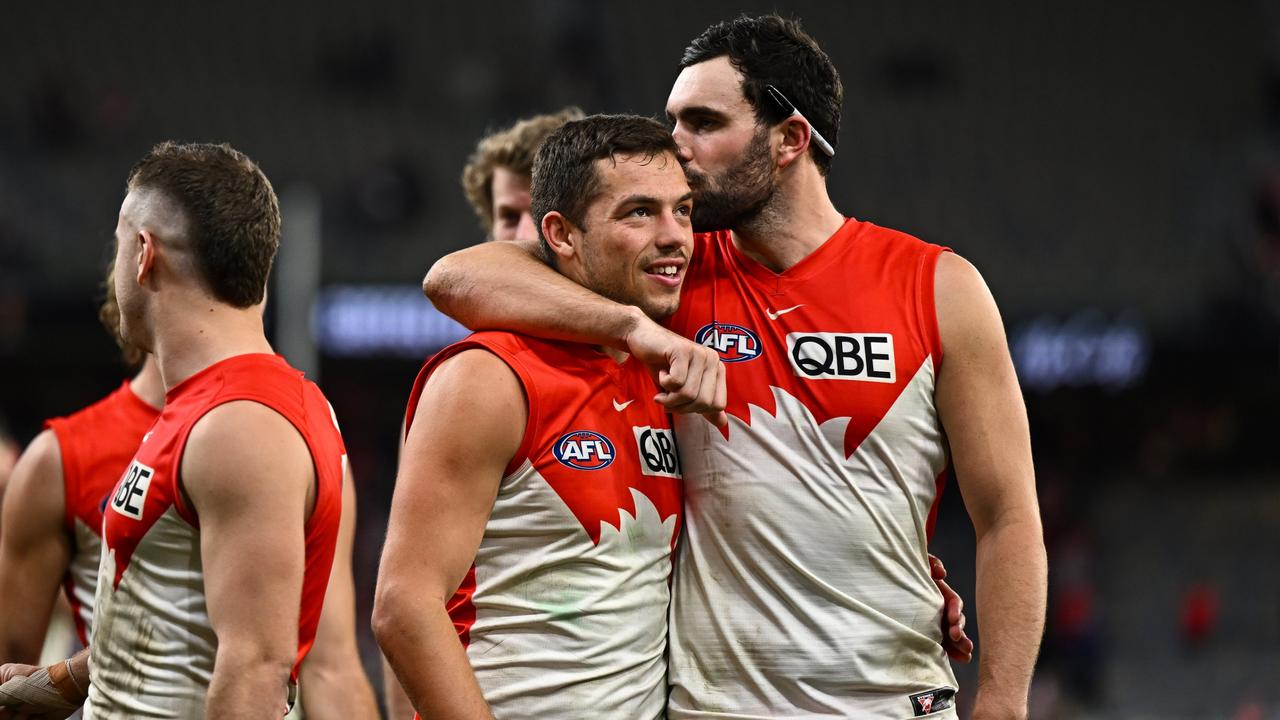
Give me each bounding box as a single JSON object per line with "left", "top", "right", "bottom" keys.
{"left": 1, "top": 2, "right": 1278, "bottom": 717}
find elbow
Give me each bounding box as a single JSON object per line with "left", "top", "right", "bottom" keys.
{"left": 371, "top": 586, "right": 411, "bottom": 654}
{"left": 422, "top": 256, "right": 460, "bottom": 311}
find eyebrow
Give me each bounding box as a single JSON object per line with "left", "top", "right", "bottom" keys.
{"left": 617, "top": 191, "right": 694, "bottom": 208}
{"left": 667, "top": 105, "right": 728, "bottom": 121}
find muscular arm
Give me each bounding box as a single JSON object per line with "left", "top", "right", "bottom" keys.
{"left": 0, "top": 430, "right": 72, "bottom": 664}
{"left": 934, "top": 253, "right": 1046, "bottom": 719}
{"left": 425, "top": 241, "right": 727, "bottom": 424}
{"left": 298, "top": 467, "right": 380, "bottom": 719}
{"left": 372, "top": 350, "right": 526, "bottom": 720}
{"left": 185, "top": 402, "right": 315, "bottom": 719}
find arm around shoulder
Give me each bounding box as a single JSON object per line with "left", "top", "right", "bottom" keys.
{"left": 933, "top": 252, "right": 1046, "bottom": 719}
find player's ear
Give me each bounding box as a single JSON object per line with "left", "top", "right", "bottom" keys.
{"left": 776, "top": 116, "right": 811, "bottom": 170}
{"left": 136, "top": 229, "right": 157, "bottom": 286}
{"left": 541, "top": 211, "right": 579, "bottom": 262}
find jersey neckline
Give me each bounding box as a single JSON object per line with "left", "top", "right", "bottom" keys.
{"left": 720, "top": 216, "right": 862, "bottom": 285}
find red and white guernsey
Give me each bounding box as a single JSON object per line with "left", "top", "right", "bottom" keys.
{"left": 666, "top": 219, "right": 959, "bottom": 718}
{"left": 406, "top": 332, "right": 683, "bottom": 719}
{"left": 85, "top": 354, "right": 344, "bottom": 719}
{"left": 45, "top": 381, "right": 159, "bottom": 646}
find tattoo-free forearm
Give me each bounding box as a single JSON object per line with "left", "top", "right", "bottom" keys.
{"left": 424, "top": 241, "right": 642, "bottom": 350}
{"left": 374, "top": 599, "right": 492, "bottom": 720}
{"left": 205, "top": 645, "right": 295, "bottom": 719}
{"left": 971, "top": 512, "right": 1047, "bottom": 719}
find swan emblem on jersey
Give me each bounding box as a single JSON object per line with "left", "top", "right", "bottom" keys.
{"left": 553, "top": 431, "right": 616, "bottom": 470}
{"left": 695, "top": 321, "right": 762, "bottom": 363}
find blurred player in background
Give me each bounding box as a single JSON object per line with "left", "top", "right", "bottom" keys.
{"left": 376, "top": 115, "right": 694, "bottom": 719}
{"left": 461, "top": 107, "right": 585, "bottom": 243}
{"left": 425, "top": 14, "right": 1043, "bottom": 719}
{"left": 0, "top": 142, "right": 369, "bottom": 719}
{"left": 0, "top": 266, "right": 163, "bottom": 670}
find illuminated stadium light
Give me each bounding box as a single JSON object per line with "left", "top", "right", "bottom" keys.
{"left": 1010, "top": 312, "right": 1149, "bottom": 391}
{"left": 312, "top": 285, "right": 468, "bottom": 357}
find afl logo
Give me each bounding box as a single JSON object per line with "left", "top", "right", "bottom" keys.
{"left": 695, "top": 322, "right": 762, "bottom": 363}
{"left": 553, "top": 431, "right": 616, "bottom": 470}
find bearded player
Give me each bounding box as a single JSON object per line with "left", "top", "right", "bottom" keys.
{"left": 0, "top": 142, "right": 350, "bottom": 719}
{"left": 425, "top": 15, "right": 1045, "bottom": 720}
{"left": 0, "top": 265, "right": 378, "bottom": 720}
{"left": 375, "top": 115, "right": 698, "bottom": 719}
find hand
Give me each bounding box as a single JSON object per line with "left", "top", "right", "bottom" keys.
{"left": 624, "top": 316, "right": 727, "bottom": 427}
{"left": 0, "top": 663, "right": 82, "bottom": 719}
{"left": 929, "top": 554, "right": 974, "bottom": 663}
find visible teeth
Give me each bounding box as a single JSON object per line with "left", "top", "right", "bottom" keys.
{"left": 654, "top": 266, "right": 677, "bottom": 276}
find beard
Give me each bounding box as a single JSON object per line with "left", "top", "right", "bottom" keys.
{"left": 685, "top": 126, "right": 776, "bottom": 234}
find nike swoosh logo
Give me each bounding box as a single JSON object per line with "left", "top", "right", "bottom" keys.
{"left": 612, "top": 399, "right": 634, "bottom": 412}
{"left": 766, "top": 304, "right": 804, "bottom": 320}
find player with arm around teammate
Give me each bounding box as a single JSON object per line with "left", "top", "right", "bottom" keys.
{"left": 424, "top": 14, "right": 1040, "bottom": 720}
{"left": 375, "top": 114, "right": 703, "bottom": 719}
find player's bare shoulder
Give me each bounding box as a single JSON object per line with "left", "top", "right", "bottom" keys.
{"left": 180, "top": 401, "right": 315, "bottom": 510}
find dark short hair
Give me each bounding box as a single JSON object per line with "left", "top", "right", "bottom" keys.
{"left": 126, "top": 142, "right": 280, "bottom": 308}
{"left": 682, "top": 14, "right": 842, "bottom": 175}
{"left": 461, "top": 107, "right": 585, "bottom": 234}
{"left": 531, "top": 114, "right": 678, "bottom": 262}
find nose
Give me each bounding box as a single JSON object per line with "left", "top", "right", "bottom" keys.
{"left": 655, "top": 210, "right": 690, "bottom": 251}
{"left": 670, "top": 126, "right": 694, "bottom": 164}
{"left": 515, "top": 212, "right": 537, "bottom": 242}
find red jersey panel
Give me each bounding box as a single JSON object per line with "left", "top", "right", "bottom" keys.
{"left": 404, "top": 332, "right": 682, "bottom": 719}
{"left": 666, "top": 220, "right": 960, "bottom": 718}
{"left": 86, "top": 354, "right": 344, "bottom": 719}
{"left": 44, "top": 381, "right": 159, "bottom": 645}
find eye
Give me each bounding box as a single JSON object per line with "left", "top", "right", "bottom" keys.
{"left": 675, "top": 203, "right": 692, "bottom": 217}
{"left": 628, "top": 206, "right": 652, "bottom": 217}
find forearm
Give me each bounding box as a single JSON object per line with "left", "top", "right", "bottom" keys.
{"left": 298, "top": 662, "right": 380, "bottom": 720}
{"left": 424, "top": 242, "right": 644, "bottom": 350}
{"left": 971, "top": 512, "right": 1047, "bottom": 719}
{"left": 375, "top": 602, "right": 491, "bottom": 720}
{"left": 381, "top": 655, "right": 416, "bottom": 720}
{"left": 205, "top": 647, "right": 294, "bottom": 719}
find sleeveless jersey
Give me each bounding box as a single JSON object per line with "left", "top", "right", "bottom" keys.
{"left": 84, "top": 354, "right": 344, "bottom": 719}
{"left": 405, "top": 332, "right": 683, "bottom": 719}
{"left": 44, "top": 381, "right": 159, "bottom": 646}
{"left": 666, "top": 219, "right": 959, "bottom": 718}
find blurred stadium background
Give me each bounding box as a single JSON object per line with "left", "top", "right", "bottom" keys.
{"left": 2, "top": 1, "right": 1278, "bottom": 717}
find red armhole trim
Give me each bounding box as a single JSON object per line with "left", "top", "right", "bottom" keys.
{"left": 918, "top": 246, "right": 950, "bottom": 373}
{"left": 448, "top": 564, "right": 478, "bottom": 648}
{"left": 407, "top": 340, "right": 538, "bottom": 479}
{"left": 925, "top": 466, "right": 949, "bottom": 539}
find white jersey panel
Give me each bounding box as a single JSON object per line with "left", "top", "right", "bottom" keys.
{"left": 69, "top": 518, "right": 100, "bottom": 636}
{"left": 668, "top": 358, "right": 957, "bottom": 719}
{"left": 85, "top": 506, "right": 212, "bottom": 719}
{"left": 467, "top": 459, "right": 675, "bottom": 720}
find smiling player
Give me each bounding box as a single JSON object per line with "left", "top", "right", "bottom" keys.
{"left": 374, "top": 114, "right": 708, "bottom": 719}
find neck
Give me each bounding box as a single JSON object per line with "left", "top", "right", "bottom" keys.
{"left": 730, "top": 165, "right": 845, "bottom": 273}
{"left": 129, "top": 355, "right": 166, "bottom": 409}
{"left": 149, "top": 289, "right": 273, "bottom": 392}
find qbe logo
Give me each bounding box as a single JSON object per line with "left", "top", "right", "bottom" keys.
{"left": 632, "top": 426, "right": 681, "bottom": 478}
{"left": 111, "top": 460, "right": 155, "bottom": 520}
{"left": 787, "top": 332, "right": 896, "bottom": 382}
{"left": 695, "top": 322, "right": 762, "bottom": 363}
{"left": 553, "top": 431, "right": 616, "bottom": 470}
